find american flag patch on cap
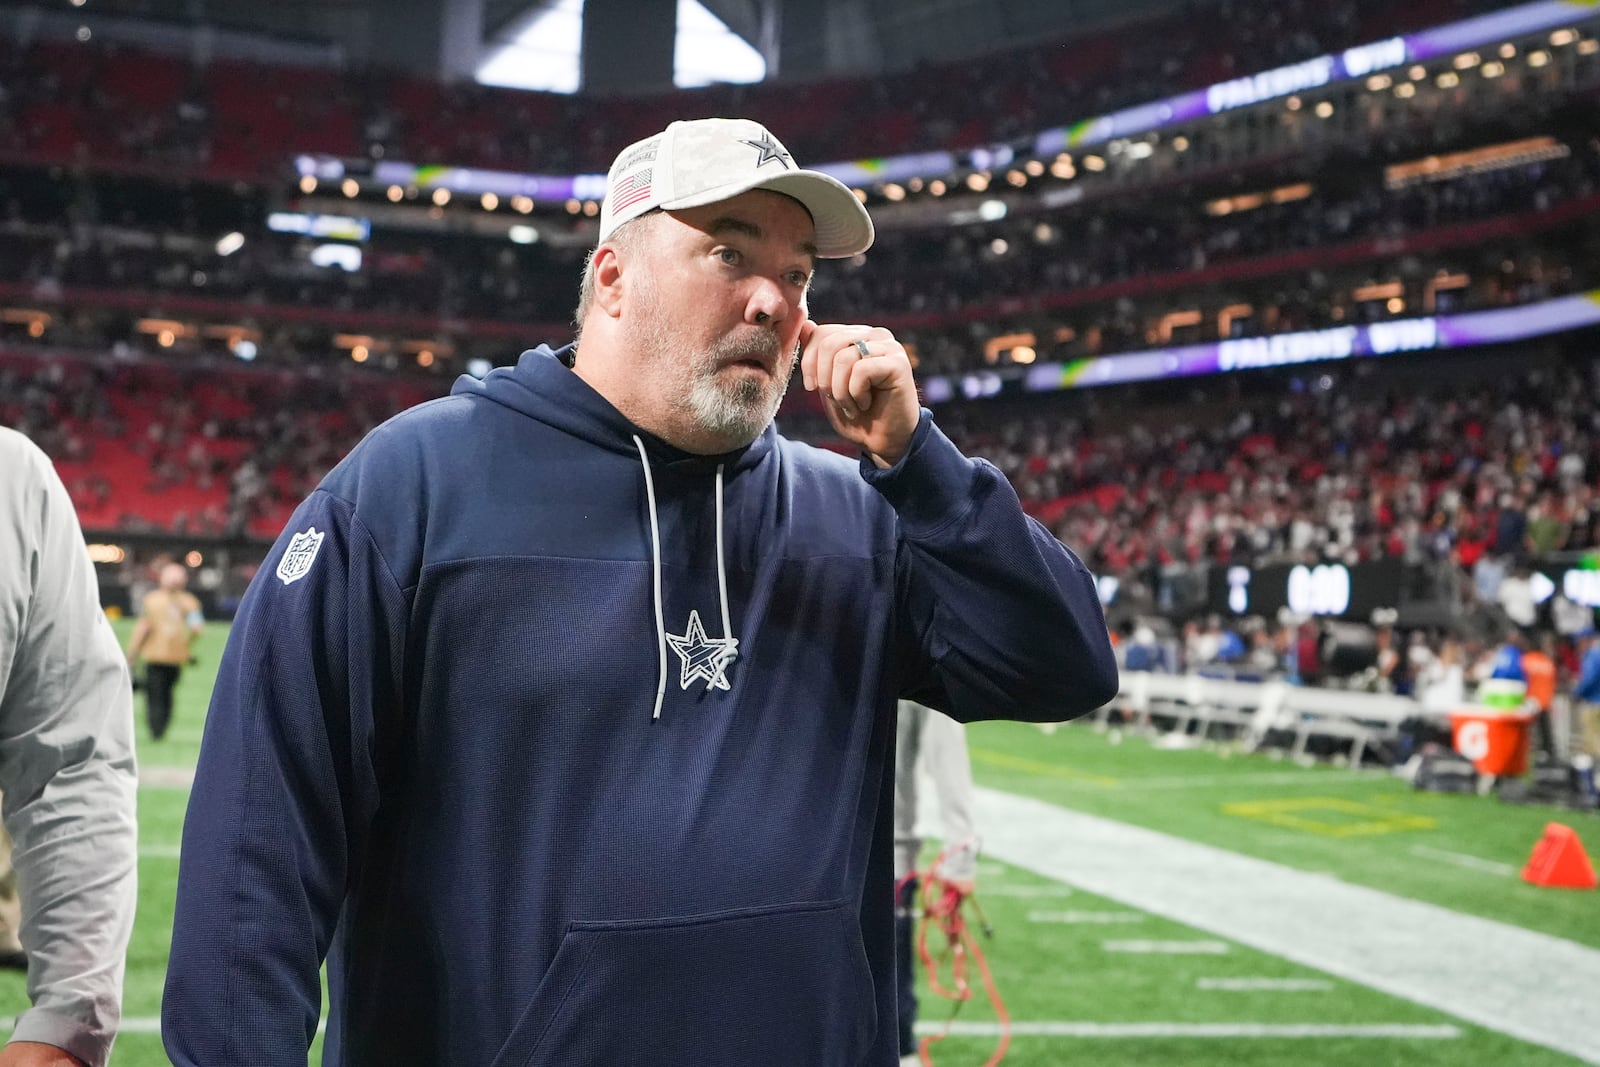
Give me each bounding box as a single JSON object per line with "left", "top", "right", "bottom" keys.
{"left": 611, "top": 168, "right": 654, "bottom": 212}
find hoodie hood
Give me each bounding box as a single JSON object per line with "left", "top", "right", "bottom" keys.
{"left": 452, "top": 345, "right": 776, "bottom": 474}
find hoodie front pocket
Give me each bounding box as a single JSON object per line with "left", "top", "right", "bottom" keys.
{"left": 489, "top": 897, "right": 876, "bottom": 1067}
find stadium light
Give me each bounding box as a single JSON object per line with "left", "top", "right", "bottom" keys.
{"left": 1394, "top": 82, "right": 1417, "bottom": 98}
{"left": 299, "top": 175, "right": 317, "bottom": 194}
{"left": 341, "top": 178, "right": 360, "bottom": 198}
{"left": 1550, "top": 28, "right": 1578, "bottom": 46}
{"left": 1528, "top": 50, "right": 1551, "bottom": 67}
{"left": 432, "top": 188, "right": 451, "bottom": 206}
{"left": 387, "top": 185, "right": 404, "bottom": 202}
{"left": 883, "top": 183, "right": 906, "bottom": 201}
{"left": 481, "top": 192, "right": 500, "bottom": 211}
{"left": 214, "top": 232, "right": 245, "bottom": 257}
{"left": 508, "top": 225, "right": 538, "bottom": 244}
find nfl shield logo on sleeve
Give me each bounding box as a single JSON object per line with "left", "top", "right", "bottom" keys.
{"left": 276, "top": 527, "right": 325, "bottom": 586}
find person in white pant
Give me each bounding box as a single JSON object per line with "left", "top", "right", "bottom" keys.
{"left": 893, "top": 700, "right": 979, "bottom": 1065}
{"left": 0, "top": 428, "right": 138, "bottom": 1067}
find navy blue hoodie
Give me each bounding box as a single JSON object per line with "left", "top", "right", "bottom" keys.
{"left": 164, "top": 347, "right": 1117, "bottom": 1067}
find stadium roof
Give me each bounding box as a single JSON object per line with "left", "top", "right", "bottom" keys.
{"left": 41, "top": 0, "right": 1188, "bottom": 82}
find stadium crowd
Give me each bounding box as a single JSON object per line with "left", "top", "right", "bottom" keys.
{"left": 7, "top": 333, "right": 1599, "bottom": 592}
{"left": 0, "top": 144, "right": 1590, "bottom": 377}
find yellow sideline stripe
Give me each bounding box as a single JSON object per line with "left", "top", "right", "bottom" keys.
{"left": 969, "top": 748, "right": 1120, "bottom": 786}
{"left": 1222, "top": 796, "right": 1438, "bottom": 837}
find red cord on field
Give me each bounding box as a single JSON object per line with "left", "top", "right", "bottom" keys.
{"left": 899, "top": 839, "right": 1010, "bottom": 1067}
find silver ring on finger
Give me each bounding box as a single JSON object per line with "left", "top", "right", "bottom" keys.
{"left": 853, "top": 338, "right": 871, "bottom": 358}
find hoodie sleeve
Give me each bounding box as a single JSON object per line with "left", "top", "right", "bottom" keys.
{"left": 162, "top": 487, "right": 406, "bottom": 1066}
{"left": 866, "top": 412, "right": 1118, "bottom": 722}
{"left": 0, "top": 432, "right": 137, "bottom": 1067}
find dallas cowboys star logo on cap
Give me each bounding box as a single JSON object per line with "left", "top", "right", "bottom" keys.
{"left": 740, "top": 133, "right": 792, "bottom": 169}
{"left": 665, "top": 609, "right": 740, "bottom": 691}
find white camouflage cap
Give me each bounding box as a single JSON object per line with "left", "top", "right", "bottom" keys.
{"left": 596, "top": 117, "right": 875, "bottom": 258}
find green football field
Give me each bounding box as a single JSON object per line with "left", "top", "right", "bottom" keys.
{"left": 3, "top": 621, "right": 1595, "bottom": 1066}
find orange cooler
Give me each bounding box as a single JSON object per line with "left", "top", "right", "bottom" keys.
{"left": 1449, "top": 706, "right": 1537, "bottom": 776}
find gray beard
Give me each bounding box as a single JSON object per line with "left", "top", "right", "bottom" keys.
{"left": 683, "top": 333, "right": 796, "bottom": 446}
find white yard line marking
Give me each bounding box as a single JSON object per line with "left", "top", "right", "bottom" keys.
{"left": 976, "top": 787, "right": 1600, "bottom": 1066}
{"left": 1027, "top": 910, "right": 1144, "bottom": 924}
{"left": 1409, "top": 845, "right": 1518, "bottom": 877}
{"left": 1197, "top": 977, "right": 1335, "bottom": 991}
{"left": 1103, "top": 939, "right": 1230, "bottom": 953}
{"left": 913, "top": 1022, "right": 1461, "bottom": 1038}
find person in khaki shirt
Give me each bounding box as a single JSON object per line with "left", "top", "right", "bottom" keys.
{"left": 125, "top": 562, "right": 203, "bottom": 740}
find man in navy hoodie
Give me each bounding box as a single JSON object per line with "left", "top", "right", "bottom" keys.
{"left": 163, "top": 117, "right": 1118, "bottom": 1067}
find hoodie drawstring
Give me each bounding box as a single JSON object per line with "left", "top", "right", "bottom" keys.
{"left": 633, "top": 436, "right": 737, "bottom": 720}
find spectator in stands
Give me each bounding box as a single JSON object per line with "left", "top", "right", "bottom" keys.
{"left": 893, "top": 701, "right": 980, "bottom": 1067}
{"left": 1124, "top": 623, "right": 1169, "bottom": 672}
{"left": 0, "top": 428, "right": 138, "bottom": 1067}
{"left": 124, "top": 561, "right": 203, "bottom": 741}
{"left": 162, "top": 117, "right": 1117, "bottom": 1067}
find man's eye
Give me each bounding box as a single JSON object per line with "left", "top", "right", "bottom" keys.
{"left": 787, "top": 272, "right": 812, "bottom": 288}
{"left": 718, "top": 249, "right": 740, "bottom": 265}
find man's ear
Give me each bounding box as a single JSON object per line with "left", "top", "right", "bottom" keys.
{"left": 594, "top": 244, "right": 627, "bottom": 318}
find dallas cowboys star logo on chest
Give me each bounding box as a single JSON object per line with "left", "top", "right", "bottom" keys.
{"left": 665, "top": 609, "right": 740, "bottom": 691}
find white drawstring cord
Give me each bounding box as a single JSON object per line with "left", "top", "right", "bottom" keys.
{"left": 715, "top": 464, "right": 733, "bottom": 649}
{"left": 634, "top": 435, "right": 668, "bottom": 721}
